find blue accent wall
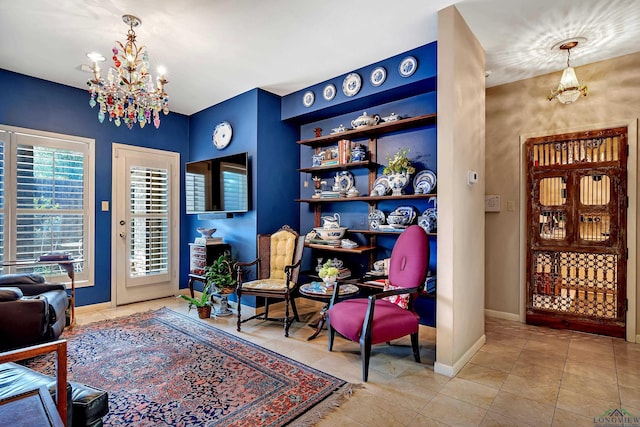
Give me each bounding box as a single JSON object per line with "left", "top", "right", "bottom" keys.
{"left": 187, "top": 88, "right": 298, "bottom": 306}
{"left": 0, "top": 69, "right": 190, "bottom": 306}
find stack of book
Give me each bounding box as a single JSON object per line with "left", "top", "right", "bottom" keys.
{"left": 39, "top": 252, "right": 71, "bottom": 261}
{"left": 338, "top": 139, "right": 351, "bottom": 164}
{"left": 194, "top": 236, "right": 223, "bottom": 245}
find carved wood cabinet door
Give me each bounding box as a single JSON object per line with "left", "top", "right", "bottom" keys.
{"left": 525, "top": 126, "right": 628, "bottom": 338}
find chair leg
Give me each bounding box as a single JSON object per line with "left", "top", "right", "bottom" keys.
{"left": 290, "top": 296, "right": 300, "bottom": 321}
{"left": 236, "top": 292, "right": 242, "bottom": 332}
{"left": 360, "top": 337, "right": 372, "bottom": 382}
{"left": 327, "top": 324, "right": 335, "bottom": 351}
{"left": 411, "top": 332, "right": 421, "bottom": 363}
{"left": 264, "top": 297, "right": 270, "bottom": 319}
{"left": 283, "top": 297, "right": 290, "bottom": 337}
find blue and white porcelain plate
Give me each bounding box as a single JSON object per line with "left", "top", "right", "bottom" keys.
{"left": 342, "top": 73, "right": 362, "bottom": 97}
{"left": 413, "top": 169, "right": 437, "bottom": 194}
{"left": 335, "top": 171, "right": 355, "bottom": 192}
{"left": 399, "top": 56, "right": 418, "bottom": 78}
{"left": 302, "top": 90, "right": 315, "bottom": 107}
{"left": 323, "top": 84, "right": 336, "bottom": 101}
{"left": 370, "top": 176, "right": 390, "bottom": 196}
{"left": 370, "top": 66, "right": 386, "bottom": 87}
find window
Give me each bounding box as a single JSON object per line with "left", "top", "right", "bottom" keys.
{"left": 0, "top": 126, "right": 94, "bottom": 285}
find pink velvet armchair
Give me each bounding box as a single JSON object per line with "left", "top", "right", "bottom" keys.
{"left": 327, "top": 225, "right": 429, "bottom": 381}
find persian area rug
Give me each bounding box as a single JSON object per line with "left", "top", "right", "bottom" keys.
{"left": 25, "top": 307, "right": 353, "bottom": 426}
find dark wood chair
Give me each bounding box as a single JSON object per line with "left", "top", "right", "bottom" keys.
{"left": 235, "top": 225, "right": 305, "bottom": 337}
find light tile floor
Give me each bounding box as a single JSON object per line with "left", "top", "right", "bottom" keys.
{"left": 74, "top": 297, "right": 640, "bottom": 426}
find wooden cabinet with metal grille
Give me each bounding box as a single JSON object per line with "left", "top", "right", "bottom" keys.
{"left": 525, "top": 126, "right": 627, "bottom": 338}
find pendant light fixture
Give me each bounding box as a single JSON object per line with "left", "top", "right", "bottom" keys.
{"left": 86, "top": 15, "right": 169, "bottom": 129}
{"left": 547, "top": 40, "right": 588, "bottom": 104}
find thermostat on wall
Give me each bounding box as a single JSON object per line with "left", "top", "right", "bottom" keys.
{"left": 485, "top": 195, "right": 501, "bottom": 212}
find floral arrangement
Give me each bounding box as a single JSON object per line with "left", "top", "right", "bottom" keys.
{"left": 383, "top": 148, "right": 415, "bottom": 175}
{"left": 318, "top": 260, "right": 339, "bottom": 279}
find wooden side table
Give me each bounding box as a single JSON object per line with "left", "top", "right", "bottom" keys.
{"left": 298, "top": 282, "right": 359, "bottom": 340}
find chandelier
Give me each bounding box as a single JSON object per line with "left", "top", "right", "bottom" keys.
{"left": 87, "top": 15, "right": 169, "bottom": 129}
{"left": 547, "top": 41, "right": 588, "bottom": 104}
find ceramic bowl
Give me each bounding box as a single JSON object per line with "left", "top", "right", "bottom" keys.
{"left": 197, "top": 227, "right": 217, "bottom": 238}
{"left": 314, "top": 227, "right": 347, "bottom": 241}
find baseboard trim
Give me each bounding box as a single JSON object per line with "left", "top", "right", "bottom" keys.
{"left": 434, "top": 334, "right": 486, "bottom": 377}
{"left": 484, "top": 309, "right": 520, "bottom": 322}
{"left": 75, "top": 302, "right": 111, "bottom": 313}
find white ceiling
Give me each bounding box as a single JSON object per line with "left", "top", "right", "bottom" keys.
{"left": 1, "top": 0, "right": 639, "bottom": 116}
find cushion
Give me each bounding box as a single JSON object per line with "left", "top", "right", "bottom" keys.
{"left": 382, "top": 281, "right": 410, "bottom": 309}
{"left": 242, "top": 278, "right": 287, "bottom": 292}
{"left": 0, "top": 287, "right": 23, "bottom": 302}
{"left": 328, "top": 299, "right": 419, "bottom": 345}
{"left": 0, "top": 273, "right": 46, "bottom": 285}
{"left": 269, "top": 229, "right": 296, "bottom": 280}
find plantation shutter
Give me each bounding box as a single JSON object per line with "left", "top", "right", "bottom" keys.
{"left": 129, "top": 166, "right": 169, "bottom": 277}
{"left": 15, "top": 142, "right": 85, "bottom": 269}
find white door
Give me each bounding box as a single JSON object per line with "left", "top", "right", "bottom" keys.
{"left": 112, "top": 144, "right": 180, "bottom": 305}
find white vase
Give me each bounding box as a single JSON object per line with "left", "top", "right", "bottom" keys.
{"left": 322, "top": 276, "right": 337, "bottom": 288}
{"left": 387, "top": 172, "right": 409, "bottom": 196}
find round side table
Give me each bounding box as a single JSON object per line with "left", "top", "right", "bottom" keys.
{"left": 299, "top": 282, "right": 359, "bottom": 341}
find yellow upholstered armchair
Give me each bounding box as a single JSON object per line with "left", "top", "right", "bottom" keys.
{"left": 235, "top": 225, "right": 305, "bottom": 337}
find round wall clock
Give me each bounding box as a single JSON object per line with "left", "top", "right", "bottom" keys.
{"left": 213, "top": 121, "right": 233, "bottom": 150}
{"left": 342, "top": 73, "right": 362, "bottom": 97}
{"left": 399, "top": 56, "right": 418, "bottom": 77}
{"left": 302, "top": 90, "right": 315, "bottom": 107}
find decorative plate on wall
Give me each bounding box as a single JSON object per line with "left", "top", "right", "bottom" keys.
{"left": 212, "top": 121, "right": 233, "bottom": 150}
{"left": 323, "top": 84, "right": 336, "bottom": 101}
{"left": 302, "top": 90, "right": 315, "bottom": 107}
{"left": 342, "top": 73, "right": 362, "bottom": 97}
{"left": 398, "top": 56, "right": 418, "bottom": 77}
{"left": 370, "top": 66, "right": 386, "bottom": 87}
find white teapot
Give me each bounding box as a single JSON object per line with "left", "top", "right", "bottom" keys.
{"left": 351, "top": 112, "right": 380, "bottom": 129}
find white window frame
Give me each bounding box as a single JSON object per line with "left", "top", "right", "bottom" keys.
{"left": 0, "top": 125, "right": 95, "bottom": 288}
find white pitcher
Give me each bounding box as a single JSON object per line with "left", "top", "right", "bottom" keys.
{"left": 321, "top": 213, "right": 341, "bottom": 229}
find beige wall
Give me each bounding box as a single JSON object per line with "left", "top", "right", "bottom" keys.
{"left": 436, "top": 6, "right": 487, "bottom": 375}
{"left": 485, "top": 52, "right": 639, "bottom": 340}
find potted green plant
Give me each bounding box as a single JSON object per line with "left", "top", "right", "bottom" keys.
{"left": 204, "top": 251, "right": 236, "bottom": 294}
{"left": 383, "top": 148, "right": 416, "bottom": 196}
{"left": 178, "top": 281, "right": 213, "bottom": 319}
{"left": 203, "top": 251, "right": 237, "bottom": 316}
{"left": 318, "top": 260, "right": 339, "bottom": 287}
